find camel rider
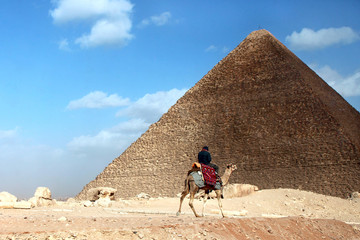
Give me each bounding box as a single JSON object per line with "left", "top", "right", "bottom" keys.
{"left": 198, "top": 146, "right": 219, "bottom": 174}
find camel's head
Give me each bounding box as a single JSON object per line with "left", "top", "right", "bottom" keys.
{"left": 226, "top": 163, "right": 237, "bottom": 172}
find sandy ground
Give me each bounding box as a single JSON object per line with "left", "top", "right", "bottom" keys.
{"left": 1, "top": 188, "right": 359, "bottom": 239}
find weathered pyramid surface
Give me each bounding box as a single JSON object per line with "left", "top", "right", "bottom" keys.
{"left": 77, "top": 30, "right": 360, "bottom": 199}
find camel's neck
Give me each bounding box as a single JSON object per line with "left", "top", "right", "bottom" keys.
{"left": 221, "top": 169, "right": 233, "bottom": 186}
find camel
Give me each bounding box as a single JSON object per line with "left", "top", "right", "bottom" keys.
{"left": 176, "top": 163, "right": 237, "bottom": 217}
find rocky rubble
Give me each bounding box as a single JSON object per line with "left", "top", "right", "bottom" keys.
{"left": 0, "top": 187, "right": 54, "bottom": 209}
{"left": 86, "top": 187, "right": 117, "bottom": 201}
{"left": 28, "top": 187, "right": 55, "bottom": 207}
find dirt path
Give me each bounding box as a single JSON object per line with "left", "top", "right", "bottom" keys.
{"left": 1, "top": 189, "right": 359, "bottom": 239}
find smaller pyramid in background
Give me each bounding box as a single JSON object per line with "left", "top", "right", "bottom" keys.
{"left": 77, "top": 30, "right": 360, "bottom": 200}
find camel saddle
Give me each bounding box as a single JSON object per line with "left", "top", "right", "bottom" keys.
{"left": 189, "top": 162, "right": 222, "bottom": 189}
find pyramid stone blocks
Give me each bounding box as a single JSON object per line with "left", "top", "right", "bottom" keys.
{"left": 77, "top": 30, "right": 360, "bottom": 199}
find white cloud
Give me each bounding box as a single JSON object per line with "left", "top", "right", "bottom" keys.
{"left": 75, "top": 18, "right": 133, "bottom": 48}
{"left": 205, "top": 45, "right": 217, "bottom": 52}
{"left": 138, "top": 12, "right": 172, "bottom": 28}
{"left": 50, "top": 0, "right": 133, "bottom": 24}
{"left": 205, "top": 45, "right": 230, "bottom": 53}
{"left": 286, "top": 27, "right": 360, "bottom": 50}
{"left": 50, "top": 0, "right": 134, "bottom": 48}
{"left": 68, "top": 88, "right": 187, "bottom": 158}
{"left": 0, "top": 127, "right": 19, "bottom": 140}
{"left": 150, "top": 12, "right": 171, "bottom": 26}
{"left": 139, "top": 19, "right": 149, "bottom": 27}
{"left": 58, "top": 38, "right": 70, "bottom": 51}
{"left": 311, "top": 64, "right": 360, "bottom": 97}
{"left": 116, "top": 88, "right": 187, "bottom": 123}
{"left": 67, "top": 91, "right": 130, "bottom": 109}
{"left": 67, "top": 118, "right": 149, "bottom": 157}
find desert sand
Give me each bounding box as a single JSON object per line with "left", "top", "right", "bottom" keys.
{"left": 1, "top": 188, "right": 359, "bottom": 239}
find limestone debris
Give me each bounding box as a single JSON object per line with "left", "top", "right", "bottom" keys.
{"left": 136, "top": 192, "right": 151, "bottom": 199}
{"left": 29, "top": 187, "right": 55, "bottom": 208}
{"left": 0, "top": 192, "right": 17, "bottom": 203}
{"left": 86, "top": 187, "right": 117, "bottom": 201}
{"left": 34, "top": 187, "right": 51, "bottom": 199}
{"left": 0, "top": 191, "right": 32, "bottom": 209}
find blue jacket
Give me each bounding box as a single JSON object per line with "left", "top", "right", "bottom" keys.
{"left": 198, "top": 150, "right": 211, "bottom": 165}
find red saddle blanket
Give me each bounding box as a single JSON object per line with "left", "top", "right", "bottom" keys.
{"left": 200, "top": 163, "right": 217, "bottom": 186}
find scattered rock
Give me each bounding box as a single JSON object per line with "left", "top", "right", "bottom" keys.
{"left": 29, "top": 196, "right": 53, "bottom": 207}
{"left": 351, "top": 192, "right": 359, "bottom": 199}
{"left": 83, "top": 201, "right": 93, "bottom": 207}
{"left": 14, "top": 201, "right": 32, "bottom": 209}
{"left": 87, "top": 187, "right": 117, "bottom": 201}
{"left": 95, "top": 197, "right": 112, "bottom": 207}
{"left": 0, "top": 192, "right": 17, "bottom": 202}
{"left": 29, "top": 187, "right": 54, "bottom": 207}
{"left": 58, "top": 216, "right": 67, "bottom": 222}
{"left": 28, "top": 197, "right": 37, "bottom": 207}
{"left": 0, "top": 202, "right": 14, "bottom": 209}
{"left": 0, "top": 192, "right": 32, "bottom": 209}
{"left": 40, "top": 198, "right": 54, "bottom": 207}
{"left": 84, "top": 187, "right": 117, "bottom": 207}
{"left": 34, "top": 187, "right": 52, "bottom": 199}
{"left": 136, "top": 193, "right": 151, "bottom": 199}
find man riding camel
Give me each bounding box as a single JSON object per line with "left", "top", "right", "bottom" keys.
{"left": 198, "top": 146, "right": 223, "bottom": 198}
{"left": 198, "top": 146, "right": 219, "bottom": 174}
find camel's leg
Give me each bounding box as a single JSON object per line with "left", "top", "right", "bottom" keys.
{"left": 177, "top": 177, "right": 191, "bottom": 216}
{"left": 201, "top": 191, "right": 209, "bottom": 217}
{"left": 189, "top": 190, "right": 201, "bottom": 217}
{"left": 215, "top": 190, "right": 225, "bottom": 218}
{"left": 176, "top": 189, "right": 189, "bottom": 216}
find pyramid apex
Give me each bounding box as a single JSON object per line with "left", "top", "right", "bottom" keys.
{"left": 246, "top": 29, "right": 275, "bottom": 39}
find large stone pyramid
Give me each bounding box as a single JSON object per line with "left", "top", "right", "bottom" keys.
{"left": 77, "top": 30, "right": 360, "bottom": 199}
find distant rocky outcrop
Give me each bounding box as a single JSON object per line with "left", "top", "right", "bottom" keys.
{"left": 80, "top": 187, "right": 117, "bottom": 208}
{"left": 0, "top": 191, "right": 34, "bottom": 209}
{"left": 0, "top": 191, "right": 17, "bottom": 203}
{"left": 87, "top": 187, "right": 117, "bottom": 201}
{"left": 29, "top": 187, "right": 55, "bottom": 207}
{"left": 0, "top": 192, "right": 18, "bottom": 209}
{"left": 77, "top": 29, "right": 360, "bottom": 200}
{"left": 0, "top": 187, "right": 56, "bottom": 209}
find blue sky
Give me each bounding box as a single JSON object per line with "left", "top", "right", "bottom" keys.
{"left": 1, "top": 0, "right": 359, "bottom": 199}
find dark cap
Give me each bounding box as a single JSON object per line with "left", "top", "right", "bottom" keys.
{"left": 202, "top": 146, "right": 209, "bottom": 151}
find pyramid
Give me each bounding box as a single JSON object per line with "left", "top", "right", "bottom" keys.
{"left": 77, "top": 30, "right": 360, "bottom": 199}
